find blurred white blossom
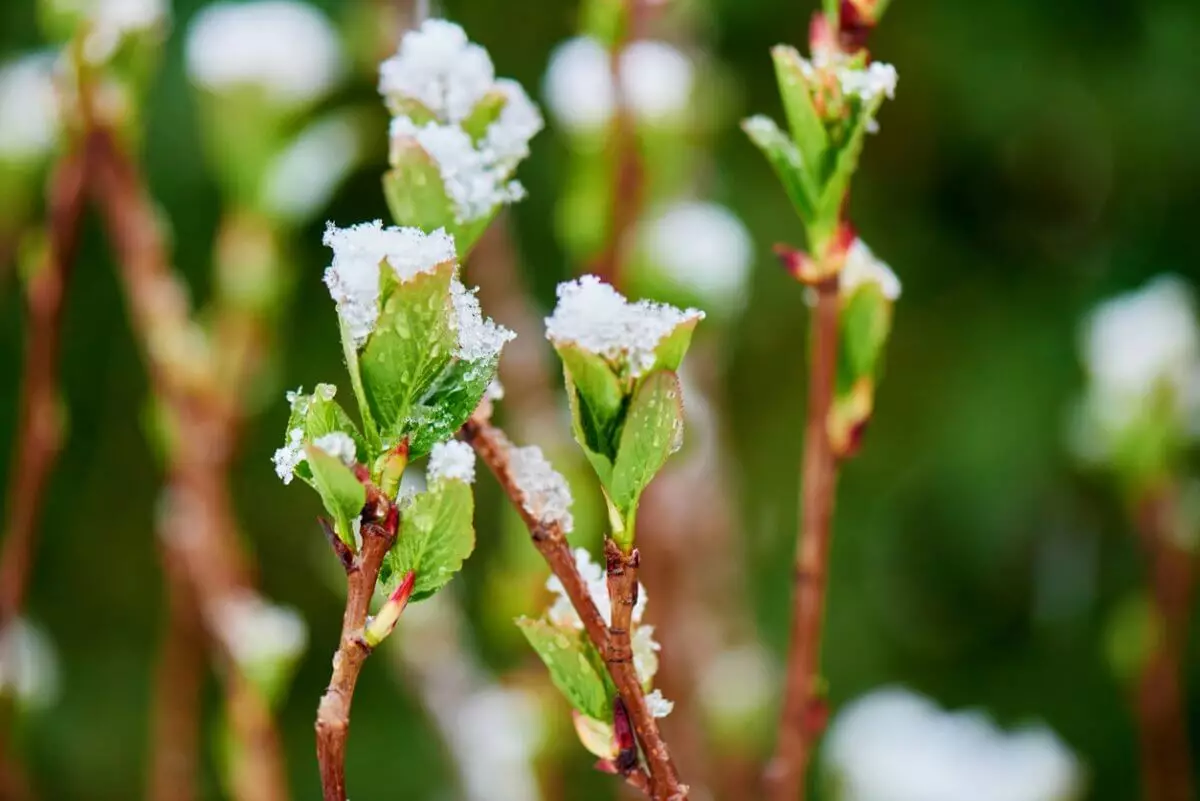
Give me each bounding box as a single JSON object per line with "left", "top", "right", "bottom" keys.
{"left": 262, "top": 114, "right": 362, "bottom": 223}
{"left": 50, "top": 0, "right": 168, "bottom": 63}
{"left": 824, "top": 687, "right": 1082, "bottom": 801}
{"left": 1075, "top": 276, "right": 1200, "bottom": 461}
{"left": 545, "top": 275, "right": 704, "bottom": 377}
{"left": 0, "top": 618, "right": 59, "bottom": 709}
{"left": 215, "top": 594, "right": 308, "bottom": 670}
{"left": 185, "top": 0, "right": 343, "bottom": 105}
{"left": 0, "top": 53, "right": 60, "bottom": 162}
{"left": 641, "top": 201, "right": 754, "bottom": 312}
{"left": 542, "top": 36, "right": 695, "bottom": 132}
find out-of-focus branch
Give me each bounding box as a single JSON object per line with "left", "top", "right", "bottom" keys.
{"left": 461, "top": 417, "right": 683, "bottom": 800}
{"left": 88, "top": 126, "right": 289, "bottom": 801}
{"left": 1134, "top": 489, "right": 1195, "bottom": 801}
{"left": 765, "top": 276, "right": 840, "bottom": 801}
{"left": 0, "top": 147, "right": 88, "bottom": 631}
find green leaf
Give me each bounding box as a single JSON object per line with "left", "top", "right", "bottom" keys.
{"left": 385, "top": 477, "right": 475, "bottom": 601}
{"left": 557, "top": 344, "right": 626, "bottom": 454}
{"left": 406, "top": 354, "right": 499, "bottom": 458}
{"left": 742, "top": 115, "right": 817, "bottom": 223}
{"left": 339, "top": 317, "right": 379, "bottom": 450}
{"left": 836, "top": 283, "right": 893, "bottom": 397}
{"left": 651, "top": 316, "right": 701, "bottom": 374}
{"left": 460, "top": 89, "right": 507, "bottom": 143}
{"left": 815, "top": 99, "right": 882, "bottom": 239}
{"left": 304, "top": 445, "right": 366, "bottom": 548}
{"left": 383, "top": 141, "right": 458, "bottom": 236}
{"left": 609, "top": 370, "right": 683, "bottom": 530}
{"left": 359, "top": 262, "right": 457, "bottom": 446}
{"left": 516, "top": 617, "right": 612, "bottom": 721}
{"left": 771, "top": 46, "right": 828, "bottom": 181}
{"left": 383, "top": 139, "right": 497, "bottom": 258}
{"left": 283, "top": 385, "right": 366, "bottom": 485}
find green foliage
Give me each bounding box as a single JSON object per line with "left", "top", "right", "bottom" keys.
{"left": 405, "top": 355, "right": 499, "bottom": 458}
{"left": 609, "top": 371, "right": 683, "bottom": 545}
{"left": 383, "top": 477, "right": 476, "bottom": 602}
{"left": 837, "top": 283, "right": 893, "bottom": 398}
{"left": 516, "top": 617, "right": 613, "bottom": 721}
{"left": 304, "top": 445, "right": 366, "bottom": 549}
{"left": 358, "top": 263, "right": 456, "bottom": 447}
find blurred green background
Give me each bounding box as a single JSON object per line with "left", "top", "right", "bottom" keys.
{"left": 3, "top": 0, "right": 1200, "bottom": 798}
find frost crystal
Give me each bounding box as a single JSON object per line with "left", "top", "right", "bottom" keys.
{"left": 379, "top": 19, "right": 495, "bottom": 123}
{"left": 542, "top": 36, "right": 693, "bottom": 131}
{"left": 0, "top": 54, "right": 59, "bottom": 162}
{"left": 546, "top": 548, "right": 647, "bottom": 630}
{"left": 632, "top": 623, "right": 661, "bottom": 684}
{"left": 838, "top": 61, "right": 899, "bottom": 104}
{"left": 272, "top": 428, "right": 305, "bottom": 483}
{"left": 390, "top": 117, "right": 526, "bottom": 223}
{"left": 313, "top": 432, "right": 357, "bottom": 466}
{"left": 185, "top": 0, "right": 342, "bottom": 104}
{"left": 645, "top": 689, "right": 674, "bottom": 719}
{"left": 322, "top": 221, "right": 457, "bottom": 347}
{"left": 508, "top": 444, "right": 575, "bottom": 532}
{"left": 545, "top": 276, "right": 704, "bottom": 376}
{"left": 263, "top": 113, "right": 361, "bottom": 223}
{"left": 841, "top": 238, "right": 901, "bottom": 300}
{"left": 451, "top": 279, "right": 516, "bottom": 362}
{"left": 428, "top": 439, "right": 476, "bottom": 484}
{"left": 483, "top": 79, "right": 545, "bottom": 168}
{"left": 642, "top": 201, "right": 753, "bottom": 310}
{"left": 215, "top": 594, "right": 308, "bottom": 669}
{"left": 824, "top": 687, "right": 1081, "bottom": 801}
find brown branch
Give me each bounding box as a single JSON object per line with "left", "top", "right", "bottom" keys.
{"left": 1133, "top": 489, "right": 1195, "bottom": 801}
{"left": 764, "top": 277, "right": 840, "bottom": 801}
{"left": 0, "top": 147, "right": 88, "bottom": 630}
{"left": 147, "top": 556, "right": 205, "bottom": 801}
{"left": 315, "top": 505, "right": 399, "bottom": 801}
{"left": 461, "top": 417, "right": 687, "bottom": 800}
{"left": 87, "top": 127, "right": 289, "bottom": 801}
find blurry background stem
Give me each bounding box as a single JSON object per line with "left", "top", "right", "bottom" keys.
{"left": 88, "top": 124, "right": 288, "bottom": 801}
{"left": 1134, "top": 487, "right": 1195, "bottom": 801}
{"left": 0, "top": 146, "right": 88, "bottom": 633}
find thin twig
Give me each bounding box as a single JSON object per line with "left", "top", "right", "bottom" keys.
{"left": 1134, "top": 489, "right": 1195, "bottom": 801}
{"left": 765, "top": 276, "right": 840, "bottom": 801}
{"left": 315, "top": 500, "right": 399, "bottom": 801}
{"left": 461, "top": 417, "right": 687, "bottom": 800}
{"left": 0, "top": 147, "right": 88, "bottom": 631}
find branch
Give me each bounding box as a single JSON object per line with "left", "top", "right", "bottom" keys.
{"left": 764, "top": 276, "right": 840, "bottom": 801}
{"left": 461, "top": 417, "right": 687, "bottom": 800}
{"left": 315, "top": 504, "right": 399, "bottom": 801}
{"left": 87, "top": 127, "right": 289, "bottom": 801}
{"left": 1133, "top": 488, "right": 1195, "bottom": 801}
{"left": 0, "top": 146, "right": 88, "bottom": 630}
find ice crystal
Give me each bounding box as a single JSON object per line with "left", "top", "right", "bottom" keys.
{"left": 313, "top": 432, "right": 356, "bottom": 466}
{"left": 322, "top": 221, "right": 456, "bottom": 347}
{"left": 841, "top": 238, "right": 901, "bottom": 300}
{"left": 272, "top": 428, "right": 305, "bottom": 484}
{"left": 482, "top": 79, "right": 544, "bottom": 168}
{"left": 507, "top": 444, "right": 574, "bottom": 533}
{"left": 450, "top": 279, "right": 516, "bottom": 362}
{"left": 185, "top": 0, "right": 342, "bottom": 104}
{"left": 545, "top": 276, "right": 704, "bottom": 376}
{"left": 838, "top": 61, "right": 899, "bottom": 104}
{"left": 428, "top": 439, "right": 476, "bottom": 484}
{"left": 546, "top": 548, "right": 647, "bottom": 630}
{"left": 645, "top": 689, "right": 674, "bottom": 719}
{"left": 379, "top": 19, "right": 495, "bottom": 123}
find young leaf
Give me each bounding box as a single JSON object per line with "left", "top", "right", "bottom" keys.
{"left": 516, "top": 617, "right": 612, "bottom": 721}
{"left": 815, "top": 98, "right": 882, "bottom": 237}
{"left": 836, "top": 282, "right": 893, "bottom": 396}
{"left": 460, "top": 88, "right": 507, "bottom": 143}
{"left": 283, "top": 386, "right": 365, "bottom": 486}
{"left": 771, "top": 46, "right": 828, "bottom": 179}
{"left": 557, "top": 343, "right": 626, "bottom": 454}
{"left": 651, "top": 316, "right": 701, "bottom": 374}
{"left": 608, "top": 370, "right": 684, "bottom": 533}
{"left": 304, "top": 445, "right": 366, "bottom": 549}
{"left": 742, "top": 115, "right": 817, "bottom": 223}
{"left": 359, "top": 262, "right": 456, "bottom": 446}
{"left": 385, "top": 477, "right": 475, "bottom": 601}
{"left": 383, "top": 139, "right": 458, "bottom": 235}
{"left": 405, "top": 354, "right": 499, "bottom": 458}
